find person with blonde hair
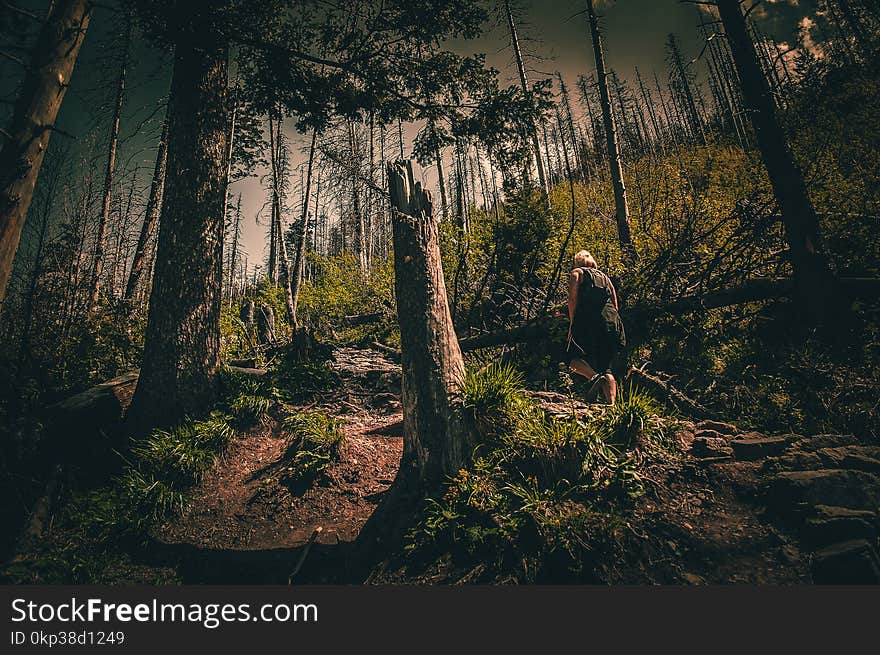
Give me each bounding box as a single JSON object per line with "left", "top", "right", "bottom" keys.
{"left": 564, "top": 250, "right": 626, "bottom": 403}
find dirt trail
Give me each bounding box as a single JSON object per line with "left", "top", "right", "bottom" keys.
{"left": 146, "top": 347, "right": 404, "bottom": 582}
{"left": 147, "top": 347, "right": 878, "bottom": 584}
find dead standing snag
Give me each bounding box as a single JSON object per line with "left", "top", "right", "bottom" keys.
{"left": 388, "top": 161, "right": 469, "bottom": 489}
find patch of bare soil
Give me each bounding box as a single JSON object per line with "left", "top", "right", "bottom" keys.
{"left": 159, "top": 412, "right": 402, "bottom": 552}
{"left": 141, "top": 347, "right": 405, "bottom": 582}
{"left": 614, "top": 461, "right": 809, "bottom": 584}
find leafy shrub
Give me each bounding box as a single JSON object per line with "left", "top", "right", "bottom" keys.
{"left": 271, "top": 357, "right": 337, "bottom": 401}
{"left": 219, "top": 366, "right": 277, "bottom": 423}
{"left": 297, "top": 252, "right": 396, "bottom": 343}
{"left": 408, "top": 363, "right": 677, "bottom": 581}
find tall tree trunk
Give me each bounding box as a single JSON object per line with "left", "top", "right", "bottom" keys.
{"left": 667, "top": 33, "right": 706, "bottom": 145}
{"left": 636, "top": 67, "right": 665, "bottom": 153}
{"left": 269, "top": 109, "right": 296, "bottom": 325}
{"left": 430, "top": 119, "right": 449, "bottom": 220}
{"left": 436, "top": 147, "right": 449, "bottom": 220}
{"left": 504, "top": 0, "right": 548, "bottom": 196}
{"left": 312, "top": 174, "right": 321, "bottom": 254}
{"left": 349, "top": 120, "right": 367, "bottom": 272}
{"left": 124, "top": 113, "right": 168, "bottom": 304}
{"left": 578, "top": 75, "right": 605, "bottom": 165}
{"left": 654, "top": 69, "right": 678, "bottom": 147}
{"left": 89, "top": 18, "right": 129, "bottom": 311}
{"left": 221, "top": 82, "right": 238, "bottom": 228}
{"left": 585, "top": 0, "right": 636, "bottom": 260}
{"left": 557, "top": 72, "right": 587, "bottom": 180}
{"left": 541, "top": 104, "right": 578, "bottom": 316}
{"left": 717, "top": 0, "right": 836, "bottom": 320}
{"left": 267, "top": 113, "right": 280, "bottom": 285}
{"left": 0, "top": 0, "right": 93, "bottom": 304}
{"left": 387, "top": 160, "right": 468, "bottom": 488}
{"left": 290, "top": 129, "right": 318, "bottom": 330}
{"left": 113, "top": 174, "right": 137, "bottom": 296}
{"left": 226, "top": 193, "right": 242, "bottom": 302}
{"left": 126, "top": 32, "right": 229, "bottom": 431}
{"left": 366, "top": 113, "right": 375, "bottom": 261}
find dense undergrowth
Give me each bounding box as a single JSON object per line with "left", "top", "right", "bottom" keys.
{"left": 405, "top": 363, "right": 678, "bottom": 583}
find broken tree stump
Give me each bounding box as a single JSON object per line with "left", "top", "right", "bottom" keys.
{"left": 257, "top": 303, "right": 276, "bottom": 344}
{"left": 44, "top": 370, "right": 140, "bottom": 473}
{"left": 388, "top": 160, "right": 469, "bottom": 488}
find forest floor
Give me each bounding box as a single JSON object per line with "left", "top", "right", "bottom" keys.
{"left": 120, "top": 346, "right": 879, "bottom": 585}
{"left": 5, "top": 346, "right": 878, "bottom": 584}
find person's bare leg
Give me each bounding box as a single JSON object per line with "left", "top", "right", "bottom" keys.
{"left": 569, "top": 358, "right": 598, "bottom": 380}
{"left": 604, "top": 373, "right": 617, "bottom": 404}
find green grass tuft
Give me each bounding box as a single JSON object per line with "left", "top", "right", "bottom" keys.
{"left": 589, "top": 385, "right": 667, "bottom": 450}
{"left": 408, "top": 370, "right": 677, "bottom": 582}
{"left": 277, "top": 411, "right": 345, "bottom": 488}
{"left": 460, "top": 362, "right": 530, "bottom": 440}
{"left": 131, "top": 411, "right": 234, "bottom": 483}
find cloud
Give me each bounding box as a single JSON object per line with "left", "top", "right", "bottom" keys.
{"left": 749, "top": 0, "right": 821, "bottom": 46}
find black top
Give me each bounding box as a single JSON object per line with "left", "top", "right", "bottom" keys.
{"left": 572, "top": 267, "right": 626, "bottom": 350}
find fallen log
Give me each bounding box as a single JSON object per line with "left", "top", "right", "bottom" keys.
{"left": 48, "top": 370, "right": 139, "bottom": 437}
{"left": 456, "top": 277, "right": 880, "bottom": 351}
{"left": 638, "top": 276, "right": 880, "bottom": 315}
{"left": 369, "top": 340, "right": 400, "bottom": 359}
{"left": 458, "top": 319, "right": 554, "bottom": 352}
{"left": 626, "top": 367, "right": 721, "bottom": 421}
{"left": 226, "top": 365, "right": 267, "bottom": 377}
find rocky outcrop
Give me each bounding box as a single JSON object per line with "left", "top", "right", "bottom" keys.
{"left": 811, "top": 540, "right": 880, "bottom": 584}
{"left": 672, "top": 418, "right": 880, "bottom": 583}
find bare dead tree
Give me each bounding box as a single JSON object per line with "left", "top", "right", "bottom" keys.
{"left": 584, "top": 0, "right": 636, "bottom": 261}
{"left": 503, "top": 0, "right": 549, "bottom": 196}
{"left": 0, "top": 0, "right": 93, "bottom": 303}
{"left": 89, "top": 17, "right": 130, "bottom": 312}
{"left": 388, "top": 160, "right": 468, "bottom": 488}
{"left": 124, "top": 111, "right": 168, "bottom": 305}
{"left": 290, "top": 128, "right": 318, "bottom": 330}
{"left": 716, "top": 0, "right": 838, "bottom": 321}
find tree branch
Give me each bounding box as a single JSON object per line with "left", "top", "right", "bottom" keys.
{"left": 2, "top": 1, "right": 44, "bottom": 22}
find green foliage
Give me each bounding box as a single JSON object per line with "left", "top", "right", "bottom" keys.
{"left": 276, "top": 411, "right": 345, "bottom": 489}
{"left": 218, "top": 365, "right": 279, "bottom": 423}
{"left": 131, "top": 412, "right": 234, "bottom": 484}
{"left": 0, "top": 410, "right": 235, "bottom": 584}
{"left": 590, "top": 385, "right": 667, "bottom": 450}
{"left": 409, "top": 368, "right": 674, "bottom": 581}
{"left": 270, "top": 351, "right": 338, "bottom": 402}
{"left": 460, "top": 362, "right": 527, "bottom": 437}
{"left": 297, "top": 252, "right": 396, "bottom": 344}
{"left": 1, "top": 407, "right": 236, "bottom": 583}
{"left": 229, "top": 392, "right": 273, "bottom": 423}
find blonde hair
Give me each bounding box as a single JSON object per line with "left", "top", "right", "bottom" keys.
{"left": 573, "top": 250, "right": 597, "bottom": 269}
